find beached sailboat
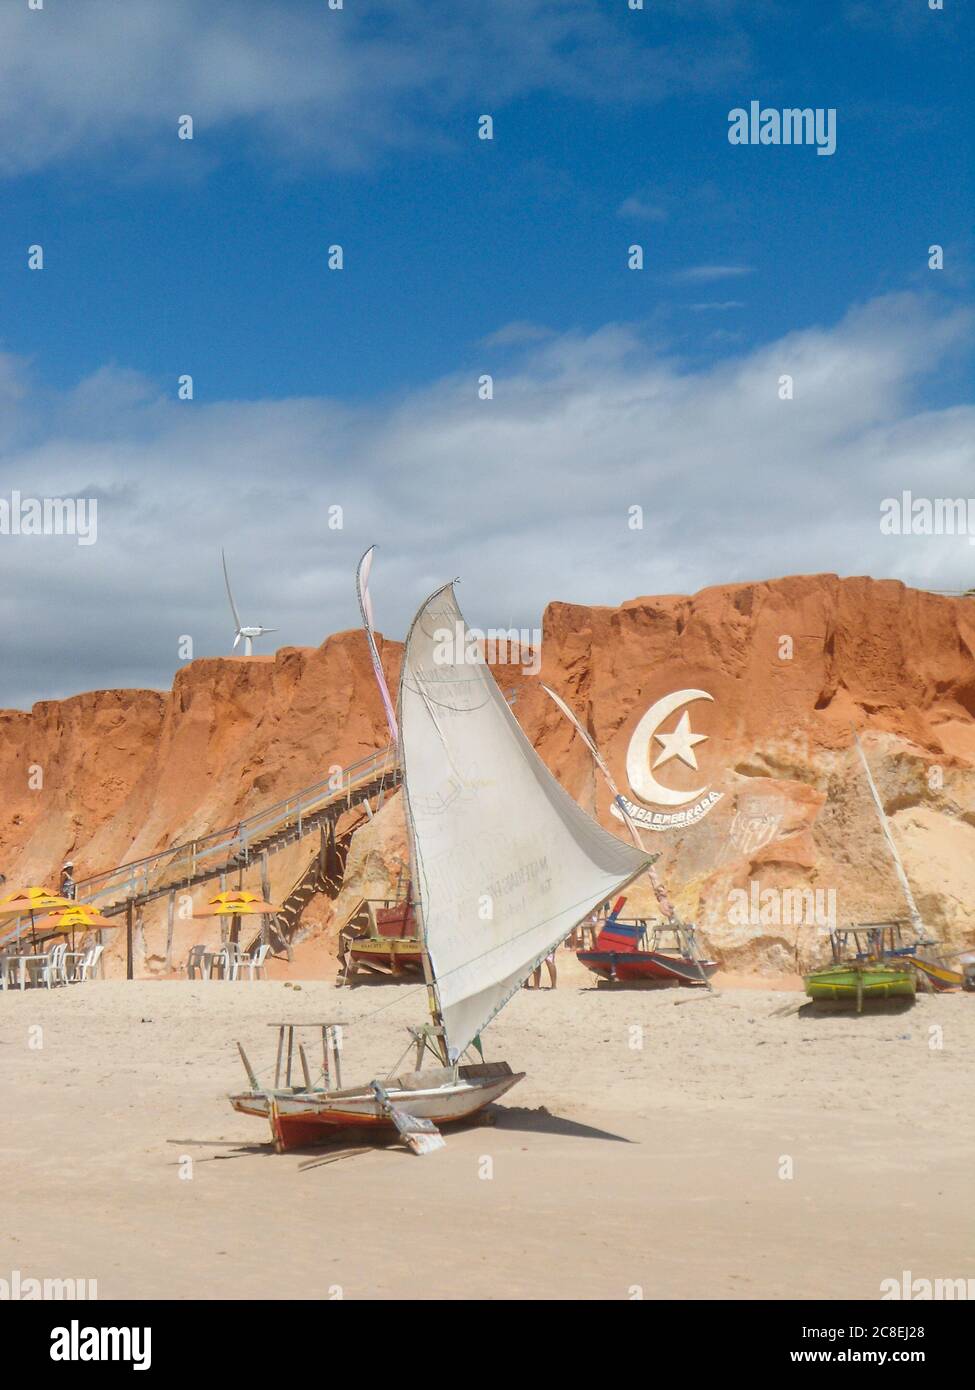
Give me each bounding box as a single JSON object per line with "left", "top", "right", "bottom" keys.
{"left": 230, "top": 581, "right": 654, "bottom": 1151}
{"left": 577, "top": 895, "right": 717, "bottom": 985}
{"left": 805, "top": 926, "right": 917, "bottom": 1011}
{"left": 804, "top": 731, "right": 961, "bottom": 1004}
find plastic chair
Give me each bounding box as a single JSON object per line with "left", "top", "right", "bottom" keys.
{"left": 186, "top": 945, "right": 208, "bottom": 980}
{"left": 40, "top": 942, "right": 69, "bottom": 988}
{"left": 220, "top": 942, "right": 243, "bottom": 981}
{"left": 0, "top": 948, "right": 16, "bottom": 991}
{"left": 238, "top": 942, "right": 270, "bottom": 980}
{"left": 74, "top": 943, "right": 104, "bottom": 981}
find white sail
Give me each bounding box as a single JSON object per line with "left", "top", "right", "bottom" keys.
{"left": 398, "top": 584, "right": 654, "bottom": 1061}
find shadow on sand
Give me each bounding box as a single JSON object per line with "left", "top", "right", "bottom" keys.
{"left": 489, "top": 1105, "right": 633, "bottom": 1144}
{"left": 168, "top": 1102, "right": 633, "bottom": 1170}
{"left": 797, "top": 997, "right": 917, "bottom": 1020}
{"left": 340, "top": 970, "right": 424, "bottom": 989}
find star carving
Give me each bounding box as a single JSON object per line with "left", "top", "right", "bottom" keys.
{"left": 652, "top": 710, "right": 708, "bottom": 772}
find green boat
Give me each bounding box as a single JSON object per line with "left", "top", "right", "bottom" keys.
{"left": 804, "top": 960, "right": 916, "bottom": 1011}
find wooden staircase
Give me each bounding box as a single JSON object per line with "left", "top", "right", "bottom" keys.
{"left": 248, "top": 815, "right": 362, "bottom": 958}
{"left": 61, "top": 747, "right": 394, "bottom": 920}
{"left": 0, "top": 747, "right": 400, "bottom": 973}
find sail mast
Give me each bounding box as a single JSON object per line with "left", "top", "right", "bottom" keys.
{"left": 401, "top": 762, "right": 448, "bottom": 1062}
{"left": 356, "top": 548, "right": 447, "bottom": 1057}
{"left": 852, "top": 728, "right": 927, "bottom": 943}
{"left": 395, "top": 587, "right": 450, "bottom": 1061}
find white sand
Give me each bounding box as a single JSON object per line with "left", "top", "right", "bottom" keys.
{"left": 2, "top": 965, "right": 973, "bottom": 1300}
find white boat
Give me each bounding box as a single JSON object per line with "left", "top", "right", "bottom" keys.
{"left": 230, "top": 569, "right": 653, "bottom": 1152}
{"left": 233, "top": 1061, "right": 523, "bottom": 1149}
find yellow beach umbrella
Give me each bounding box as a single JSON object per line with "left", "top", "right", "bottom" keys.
{"left": 0, "top": 887, "right": 76, "bottom": 950}
{"left": 42, "top": 906, "right": 119, "bottom": 930}
{"left": 195, "top": 897, "right": 280, "bottom": 916}
{"left": 194, "top": 893, "right": 281, "bottom": 948}
{"left": 36, "top": 905, "right": 120, "bottom": 950}
{"left": 203, "top": 891, "right": 278, "bottom": 909}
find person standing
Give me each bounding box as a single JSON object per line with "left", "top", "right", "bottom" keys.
{"left": 60, "top": 861, "right": 76, "bottom": 901}
{"left": 528, "top": 950, "right": 557, "bottom": 989}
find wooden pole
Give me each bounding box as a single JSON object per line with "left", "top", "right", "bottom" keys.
{"left": 165, "top": 891, "right": 175, "bottom": 973}
{"left": 126, "top": 899, "right": 134, "bottom": 981}
{"left": 237, "top": 1042, "right": 259, "bottom": 1089}
{"left": 852, "top": 728, "right": 927, "bottom": 944}
{"left": 299, "top": 1044, "right": 312, "bottom": 1090}
{"left": 274, "top": 1026, "right": 285, "bottom": 1087}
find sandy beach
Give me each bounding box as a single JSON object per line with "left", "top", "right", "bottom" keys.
{"left": 3, "top": 962, "right": 972, "bottom": 1301}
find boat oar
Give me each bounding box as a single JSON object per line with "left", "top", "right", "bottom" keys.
{"left": 370, "top": 1080, "right": 445, "bottom": 1156}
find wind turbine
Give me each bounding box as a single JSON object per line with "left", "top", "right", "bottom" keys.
{"left": 221, "top": 549, "right": 278, "bottom": 656}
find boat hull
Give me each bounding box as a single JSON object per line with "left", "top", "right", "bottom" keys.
{"left": 577, "top": 949, "right": 717, "bottom": 986}
{"left": 230, "top": 1061, "right": 524, "bottom": 1151}
{"left": 348, "top": 939, "right": 424, "bottom": 973}
{"left": 908, "top": 956, "right": 963, "bottom": 991}
{"left": 804, "top": 964, "right": 916, "bottom": 1004}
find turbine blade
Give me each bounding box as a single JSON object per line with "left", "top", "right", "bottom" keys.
{"left": 221, "top": 548, "right": 243, "bottom": 631}
{"left": 233, "top": 631, "right": 242, "bottom": 649}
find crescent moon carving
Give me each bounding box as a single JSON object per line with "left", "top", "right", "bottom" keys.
{"left": 625, "top": 689, "right": 715, "bottom": 807}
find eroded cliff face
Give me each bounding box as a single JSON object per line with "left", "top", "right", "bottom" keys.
{"left": 0, "top": 630, "right": 400, "bottom": 885}
{"left": 519, "top": 575, "right": 975, "bottom": 970}
{"left": 4, "top": 574, "right": 975, "bottom": 974}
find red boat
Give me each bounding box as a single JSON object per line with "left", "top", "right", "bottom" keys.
{"left": 578, "top": 899, "right": 716, "bottom": 986}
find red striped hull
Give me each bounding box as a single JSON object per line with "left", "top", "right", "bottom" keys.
{"left": 578, "top": 949, "right": 717, "bottom": 985}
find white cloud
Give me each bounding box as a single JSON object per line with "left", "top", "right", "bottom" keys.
{"left": 0, "top": 0, "right": 748, "bottom": 177}
{"left": 480, "top": 322, "right": 554, "bottom": 349}
{"left": 0, "top": 292, "right": 972, "bottom": 707}
{"left": 672, "top": 265, "right": 754, "bottom": 283}
{"left": 618, "top": 196, "right": 668, "bottom": 223}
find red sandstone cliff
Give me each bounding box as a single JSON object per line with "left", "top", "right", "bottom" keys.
{"left": 0, "top": 630, "right": 400, "bottom": 884}
{"left": 3, "top": 574, "right": 975, "bottom": 974}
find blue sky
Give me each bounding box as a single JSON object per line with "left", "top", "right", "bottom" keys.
{"left": 0, "top": 0, "right": 972, "bottom": 706}
{"left": 6, "top": 0, "right": 969, "bottom": 400}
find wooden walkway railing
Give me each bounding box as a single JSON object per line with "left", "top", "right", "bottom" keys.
{"left": 1, "top": 745, "right": 399, "bottom": 942}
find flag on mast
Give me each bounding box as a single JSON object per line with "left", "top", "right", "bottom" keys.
{"left": 356, "top": 545, "right": 398, "bottom": 742}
